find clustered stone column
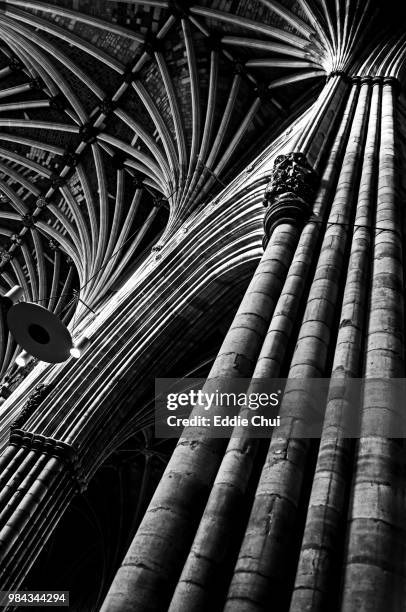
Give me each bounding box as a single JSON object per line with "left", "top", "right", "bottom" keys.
{"left": 100, "top": 74, "right": 406, "bottom": 612}
{"left": 0, "top": 72, "right": 404, "bottom": 612}
{"left": 225, "top": 75, "right": 371, "bottom": 612}
{"left": 340, "top": 77, "right": 406, "bottom": 612}
{"left": 290, "top": 76, "right": 382, "bottom": 612}
{"left": 0, "top": 386, "right": 84, "bottom": 589}
{"left": 101, "top": 150, "right": 319, "bottom": 611}
{"left": 0, "top": 435, "right": 78, "bottom": 589}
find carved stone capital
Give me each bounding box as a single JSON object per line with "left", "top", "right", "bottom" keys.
{"left": 263, "top": 152, "right": 318, "bottom": 248}
{"left": 9, "top": 429, "right": 86, "bottom": 492}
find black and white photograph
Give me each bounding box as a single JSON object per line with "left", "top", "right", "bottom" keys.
{"left": 0, "top": 0, "right": 405, "bottom": 610}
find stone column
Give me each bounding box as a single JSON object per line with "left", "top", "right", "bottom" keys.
{"left": 223, "top": 77, "right": 366, "bottom": 612}
{"left": 0, "top": 434, "right": 78, "bottom": 589}
{"left": 101, "top": 153, "right": 319, "bottom": 612}
{"left": 290, "top": 76, "right": 381, "bottom": 612}
{"left": 340, "top": 77, "right": 406, "bottom": 612}
{"left": 166, "top": 153, "right": 318, "bottom": 612}
{"left": 0, "top": 383, "right": 84, "bottom": 589}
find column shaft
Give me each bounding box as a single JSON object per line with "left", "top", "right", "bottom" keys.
{"left": 290, "top": 78, "right": 381, "bottom": 612}
{"left": 101, "top": 223, "right": 301, "bottom": 612}
{"left": 225, "top": 80, "right": 368, "bottom": 611}
{"left": 340, "top": 80, "right": 406, "bottom": 612}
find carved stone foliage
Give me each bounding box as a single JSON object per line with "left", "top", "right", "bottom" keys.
{"left": 264, "top": 152, "right": 318, "bottom": 205}
{"left": 10, "top": 383, "right": 54, "bottom": 430}
{"left": 263, "top": 152, "right": 318, "bottom": 247}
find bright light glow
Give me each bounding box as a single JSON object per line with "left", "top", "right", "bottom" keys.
{"left": 70, "top": 346, "right": 81, "bottom": 359}
{"left": 70, "top": 337, "right": 90, "bottom": 359}
{"left": 15, "top": 350, "right": 30, "bottom": 367}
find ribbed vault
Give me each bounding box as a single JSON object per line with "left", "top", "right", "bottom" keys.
{"left": 0, "top": 0, "right": 353, "bottom": 386}
{"left": 0, "top": 0, "right": 402, "bottom": 388}
{"left": 1, "top": 1, "right": 406, "bottom": 608}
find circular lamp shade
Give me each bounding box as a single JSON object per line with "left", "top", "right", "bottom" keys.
{"left": 7, "top": 303, "right": 73, "bottom": 363}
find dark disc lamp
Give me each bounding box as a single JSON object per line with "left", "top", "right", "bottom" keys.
{"left": 1, "top": 286, "right": 77, "bottom": 364}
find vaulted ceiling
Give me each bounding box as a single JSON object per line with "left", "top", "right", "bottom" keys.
{"left": 0, "top": 0, "right": 397, "bottom": 384}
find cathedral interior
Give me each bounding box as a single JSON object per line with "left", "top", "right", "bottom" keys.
{"left": 0, "top": 0, "right": 406, "bottom": 610}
